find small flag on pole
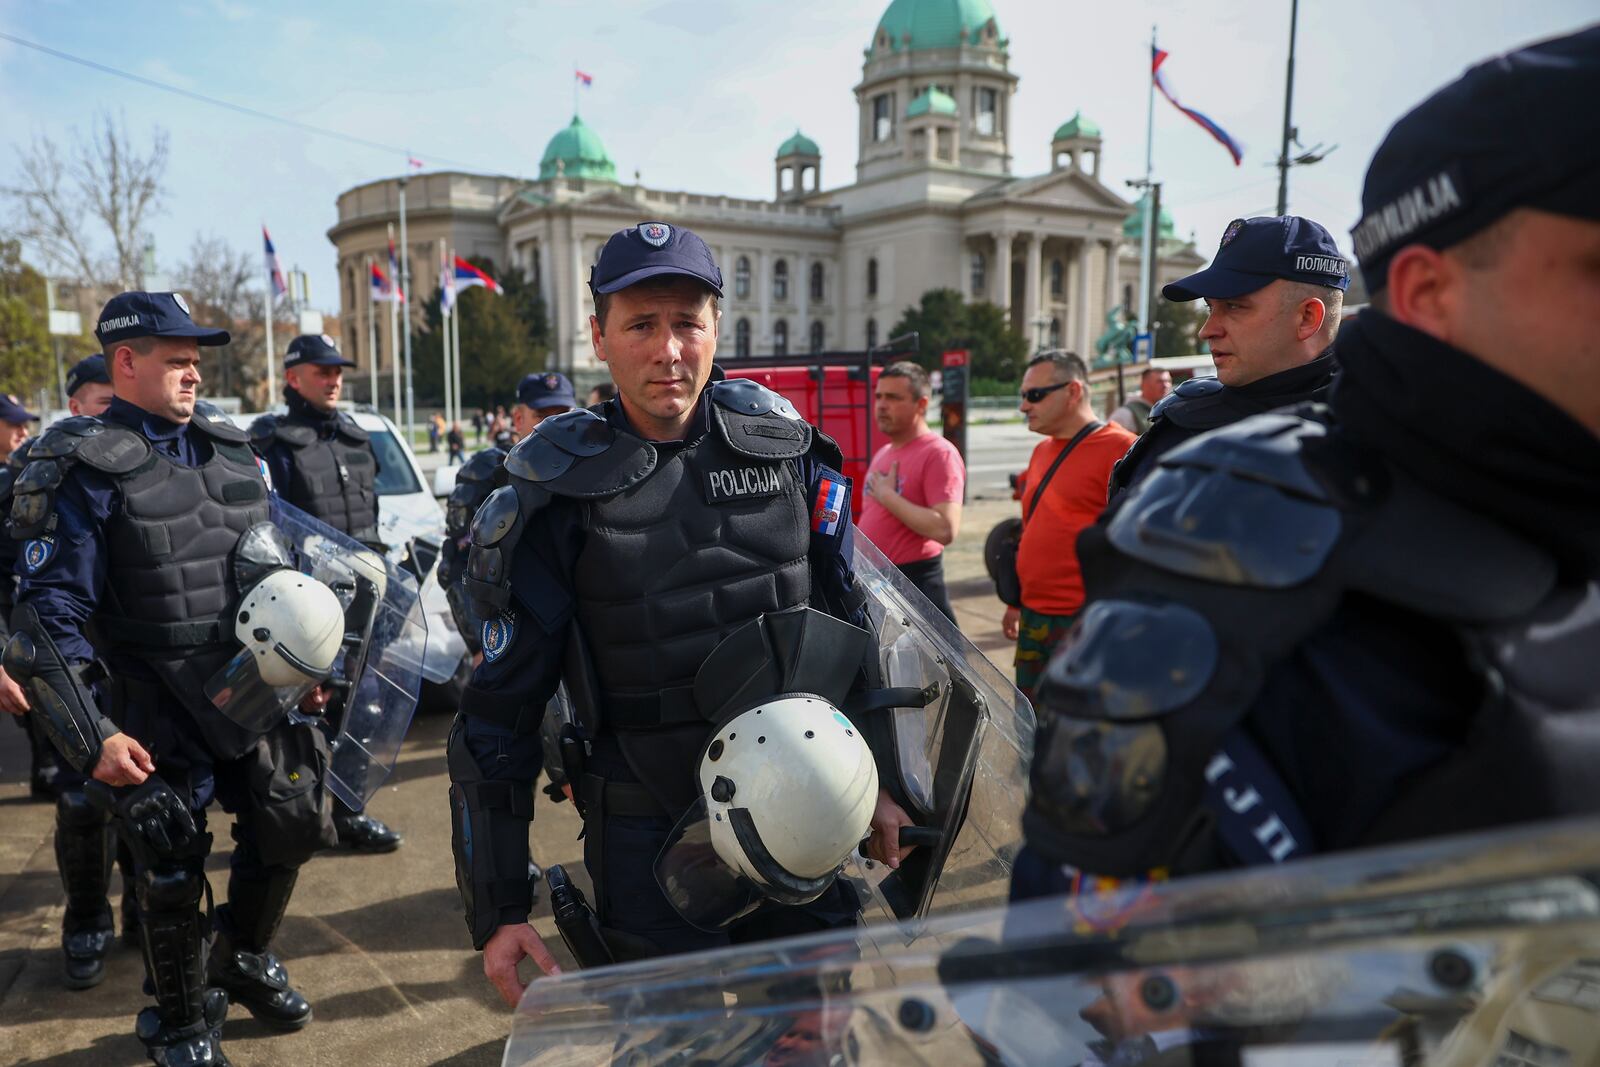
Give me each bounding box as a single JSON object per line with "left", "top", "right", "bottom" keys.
{"left": 453, "top": 256, "right": 503, "bottom": 295}
{"left": 370, "top": 262, "right": 401, "bottom": 303}
{"left": 387, "top": 238, "right": 406, "bottom": 302}
{"left": 407, "top": 155, "right": 424, "bottom": 170}
{"left": 440, "top": 259, "right": 457, "bottom": 313}
{"left": 1152, "top": 47, "right": 1244, "bottom": 166}
{"left": 574, "top": 69, "right": 593, "bottom": 87}
{"left": 262, "top": 226, "right": 288, "bottom": 299}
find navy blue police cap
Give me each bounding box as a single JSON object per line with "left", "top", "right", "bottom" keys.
{"left": 0, "top": 394, "right": 39, "bottom": 424}
{"left": 65, "top": 355, "right": 110, "bottom": 397}
{"left": 1352, "top": 24, "right": 1600, "bottom": 292}
{"left": 96, "top": 291, "right": 230, "bottom": 347}
{"left": 1163, "top": 216, "right": 1349, "bottom": 302}
{"left": 285, "top": 333, "right": 356, "bottom": 369}
{"left": 516, "top": 372, "right": 577, "bottom": 410}
{"left": 589, "top": 222, "right": 724, "bottom": 298}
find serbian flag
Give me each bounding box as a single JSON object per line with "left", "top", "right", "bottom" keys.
{"left": 811, "top": 475, "right": 848, "bottom": 536}
{"left": 370, "top": 262, "right": 399, "bottom": 303}
{"left": 453, "top": 256, "right": 503, "bottom": 295}
{"left": 262, "top": 225, "right": 287, "bottom": 299}
{"left": 387, "top": 238, "right": 406, "bottom": 303}
{"left": 574, "top": 69, "right": 593, "bottom": 87}
{"left": 1152, "top": 47, "right": 1244, "bottom": 166}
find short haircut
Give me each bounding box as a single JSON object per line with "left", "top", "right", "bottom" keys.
{"left": 102, "top": 336, "right": 158, "bottom": 360}
{"left": 879, "top": 360, "right": 930, "bottom": 400}
{"left": 589, "top": 382, "right": 617, "bottom": 402}
{"left": 1281, "top": 281, "right": 1345, "bottom": 328}
{"left": 1026, "top": 350, "right": 1088, "bottom": 384}
{"left": 592, "top": 275, "right": 720, "bottom": 335}
{"left": 1140, "top": 366, "right": 1168, "bottom": 382}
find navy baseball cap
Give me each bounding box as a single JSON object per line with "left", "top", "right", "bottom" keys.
{"left": 285, "top": 333, "right": 356, "bottom": 369}
{"left": 96, "top": 291, "right": 229, "bottom": 347}
{"left": 65, "top": 355, "right": 110, "bottom": 397}
{"left": 0, "top": 394, "right": 39, "bottom": 424}
{"left": 516, "top": 372, "right": 577, "bottom": 410}
{"left": 589, "top": 222, "right": 724, "bottom": 298}
{"left": 1352, "top": 24, "right": 1600, "bottom": 292}
{"left": 1164, "top": 216, "right": 1350, "bottom": 302}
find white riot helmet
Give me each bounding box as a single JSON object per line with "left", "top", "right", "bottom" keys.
{"left": 656, "top": 696, "right": 879, "bottom": 931}
{"left": 235, "top": 569, "right": 345, "bottom": 686}
{"left": 303, "top": 534, "right": 388, "bottom": 603}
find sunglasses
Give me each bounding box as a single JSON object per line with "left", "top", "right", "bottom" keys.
{"left": 1021, "top": 380, "right": 1072, "bottom": 404}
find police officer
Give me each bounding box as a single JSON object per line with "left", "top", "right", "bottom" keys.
{"left": 0, "top": 394, "right": 53, "bottom": 792}
{"left": 65, "top": 354, "right": 116, "bottom": 418}
{"left": 439, "top": 371, "right": 576, "bottom": 661}
{"left": 7, "top": 292, "right": 337, "bottom": 1064}
{"left": 250, "top": 332, "right": 402, "bottom": 854}
{"left": 1106, "top": 215, "right": 1347, "bottom": 506}
{"left": 448, "top": 222, "right": 917, "bottom": 1007}
{"left": 1016, "top": 26, "right": 1600, "bottom": 898}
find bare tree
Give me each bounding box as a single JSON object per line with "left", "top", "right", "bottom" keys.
{"left": 176, "top": 233, "right": 292, "bottom": 409}
{"left": 3, "top": 112, "right": 169, "bottom": 290}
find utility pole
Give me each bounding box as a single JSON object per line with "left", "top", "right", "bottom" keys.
{"left": 398, "top": 176, "right": 415, "bottom": 442}
{"left": 1136, "top": 24, "right": 1158, "bottom": 332}
{"left": 1275, "top": 0, "right": 1301, "bottom": 216}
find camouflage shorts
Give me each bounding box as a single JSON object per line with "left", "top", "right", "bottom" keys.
{"left": 1013, "top": 607, "right": 1077, "bottom": 705}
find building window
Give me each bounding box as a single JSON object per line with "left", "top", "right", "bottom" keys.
{"left": 866, "top": 257, "right": 879, "bottom": 299}
{"left": 970, "top": 252, "right": 986, "bottom": 297}
{"left": 735, "top": 256, "right": 751, "bottom": 300}
{"left": 809, "top": 262, "right": 824, "bottom": 302}
{"left": 1048, "top": 318, "right": 1062, "bottom": 349}
{"left": 773, "top": 259, "right": 789, "bottom": 302}
{"left": 866, "top": 318, "right": 878, "bottom": 350}
{"left": 1123, "top": 284, "right": 1134, "bottom": 312}
{"left": 1049, "top": 259, "right": 1064, "bottom": 297}
{"left": 809, "top": 320, "right": 824, "bottom": 353}
{"left": 873, "top": 94, "right": 893, "bottom": 142}
{"left": 774, "top": 319, "right": 788, "bottom": 356}
{"left": 975, "top": 87, "right": 998, "bottom": 136}
{"left": 735, "top": 318, "right": 751, "bottom": 359}
{"left": 344, "top": 267, "right": 355, "bottom": 308}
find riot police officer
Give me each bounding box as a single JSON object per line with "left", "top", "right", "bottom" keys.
{"left": 439, "top": 371, "right": 576, "bottom": 660}
{"left": 7, "top": 292, "right": 341, "bottom": 1064}
{"left": 1017, "top": 26, "right": 1600, "bottom": 898}
{"left": 449, "top": 222, "right": 917, "bottom": 1007}
{"left": 250, "top": 332, "right": 402, "bottom": 854}
{"left": 0, "top": 393, "right": 54, "bottom": 793}
{"left": 1106, "top": 215, "right": 1347, "bottom": 507}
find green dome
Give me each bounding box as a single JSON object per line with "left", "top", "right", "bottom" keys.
{"left": 1053, "top": 111, "right": 1100, "bottom": 141}
{"left": 539, "top": 115, "right": 616, "bottom": 181}
{"left": 872, "top": 0, "right": 1000, "bottom": 52}
{"left": 1123, "top": 192, "right": 1176, "bottom": 240}
{"left": 777, "top": 130, "right": 820, "bottom": 157}
{"left": 907, "top": 87, "right": 958, "bottom": 118}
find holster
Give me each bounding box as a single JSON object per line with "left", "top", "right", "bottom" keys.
{"left": 242, "top": 720, "right": 337, "bottom": 867}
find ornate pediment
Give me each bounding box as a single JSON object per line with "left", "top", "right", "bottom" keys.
{"left": 966, "top": 168, "right": 1128, "bottom": 217}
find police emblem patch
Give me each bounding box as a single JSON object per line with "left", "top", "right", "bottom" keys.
{"left": 321, "top": 333, "right": 336, "bottom": 347}
{"left": 172, "top": 292, "right": 191, "bottom": 316}
{"left": 1220, "top": 219, "right": 1245, "bottom": 247}
{"left": 21, "top": 537, "right": 55, "bottom": 574}
{"left": 639, "top": 222, "right": 671, "bottom": 247}
{"left": 544, "top": 374, "right": 559, "bottom": 389}
{"left": 481, "top": 612, "right": 517, "bottom": 662}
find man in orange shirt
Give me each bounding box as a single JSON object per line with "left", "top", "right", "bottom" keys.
{"left": 1004, "top": 352, "right": 1134, "bottom": 702}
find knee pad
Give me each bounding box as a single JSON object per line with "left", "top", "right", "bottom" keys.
{"left": 139, "top": 864, "right": 205, "bottom": 918}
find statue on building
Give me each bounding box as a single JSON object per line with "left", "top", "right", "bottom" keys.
{"left": 1094, "top": 304, "right": 1136, "bottom": 369}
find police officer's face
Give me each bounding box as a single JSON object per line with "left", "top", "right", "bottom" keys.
{"left": 286, "top": 363, "right": 343, "bottom": 412}
{"left": 1199, "top": 280, "right": 1320, "bottom": 387}
{"left": 116, "top": 338, "right": 203, "bottom": 422}
{"left": 511, "top": 403, "right": 569, "bottom": 441}
{"left": 590, "top": 280, "right": 718, "bottom": 437}
{"left": 68, "top": 382, "right": 115, "bottom": 418}
{"left": 0, "top": 421, "right": 29, "bottom": 459}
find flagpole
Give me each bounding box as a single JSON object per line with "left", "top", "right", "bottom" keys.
{"left": 365, "top": 254, "right": 378, "bottom": 407}
{"left": 262, "top": 228, "right": 277, "bottom": 410}
{"left": 398, "top": 176, "right": 416, "bottom": 446}
{"left": 451, "top": 260, "right": 463, "bottom": 429}
{"left": 388, "top": 223, "right": 402, "bottom": 428}
{"left": 1137, "top": 24, "right": 1157, "bottom": 334}
{"left": 438, "top": 239, "right": 453, "bottom": 442}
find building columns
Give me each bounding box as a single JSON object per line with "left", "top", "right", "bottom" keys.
{"left": 993, "top": 230, "right": 1014, "bottom": 313}
{"left": 1023, "top": 233, "right": 1043, "bottom": 350}
{"left": 1103, "top": 240, "right": 1123, "bottom": 353}
{"left": 1075, "top": 238, "right": 1093, "bottom": 356}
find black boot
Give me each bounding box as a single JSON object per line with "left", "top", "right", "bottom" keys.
{"left": 55, "top": 789, "right": 116, "bottom": 989}
{"left": 210, "top": 867, "right": 312, "bottom": 1031}
{"left": 332, "top": 807, "right": 403, "bottom": 853}
{"left": 135, "top": 863, "right": 228, "bottom": 1066}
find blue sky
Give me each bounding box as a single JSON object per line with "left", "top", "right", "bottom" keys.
{"left": 1, "top": 0, "right": 1592, "bottom": 314}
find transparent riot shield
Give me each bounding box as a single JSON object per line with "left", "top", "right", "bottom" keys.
{"left": 270, "top": 498, "right": 427, "bottom": 809}
{"left": 844, "top": 535, "right": 1035, "bottom": 929}
{"left": 505, "top": 816, "right": 1600, "bottom": 1067}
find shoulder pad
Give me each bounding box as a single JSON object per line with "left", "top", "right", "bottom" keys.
{"left": 248, "top": 413, "right": 282, "bottom": 447}
{"left": 15, "top": 458, "right": 65, "bottom": 495}
{"left": 276, "top": 422, "right": 316, "bottom": 447}
{"left": 1106, "top": 412, "right": 1341, "bottom": 588}
{"left": 8, "top": 438, "right": 35, "bottom": 470}
{"left": 333, "top": 413, "right": 370, "bottom": 443}
{"left": 505, "top": 409, "right": 656, "bottom": 499}
{"left": 457, "top": 447, "right": 508, "bottom": 485}
{"left": 1038, "top": 599, "right": 1218, "bottom": 722}
{"left": 28, "top": 421, "right": 150, "bottom": 474}
{"left": 464, "top": 481, "right": 553, "bottom": 616}
{"left": 1173, "top": 376, "right": 1224, "bottom": 401}
{"left": 11, "top": 456, "right": 70, "bottom": 535}
{"left": 28, "top": 417, "right": 107, "bottom": 459}
{"left": 1149, "top": 377, "right": 1239, "bottom": 431}
{"left": 810, "top": 427, "right": 844, "bottom": 472}
{"left": 0, "top": 465, "right": 15, "bottom": 504}
{"left": 470, "top": 485, "right": 521, "bottom": 547}
{"left": 188, "top": 402, "right": 250, "bottom": 444}
{"left": 709, "top": 380, "right": 812, "bottom": 460}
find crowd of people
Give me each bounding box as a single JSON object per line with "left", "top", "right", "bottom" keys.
{"left": 0, "top": 21, "right": 1594, "bottom": 1066}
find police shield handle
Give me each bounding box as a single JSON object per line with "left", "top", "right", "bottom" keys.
{"left": 91, "top": 731, "right": 156, "bottom": 787}
{"left": 482, "top": 920, "right": 563, "bottom": 1008}
{"left": 865, "top": 788, "right": 919, "bottom": 869}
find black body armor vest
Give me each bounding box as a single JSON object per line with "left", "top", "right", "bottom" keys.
{"left": 252, "top": 409, "right": 378, "bottom": 542}
{"left": 1025, "top": 408, "right": 1600, "bottom": 878}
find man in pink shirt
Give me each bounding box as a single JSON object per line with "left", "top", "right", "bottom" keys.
{"left": 860, "top": 361, "right": 965, "bottom": 620}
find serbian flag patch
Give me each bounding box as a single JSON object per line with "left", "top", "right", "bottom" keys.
{"left": 812, "top": 476, "right": 847, "bottom": 536}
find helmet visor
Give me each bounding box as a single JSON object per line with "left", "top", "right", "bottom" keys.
{"left": 205, "top": 644, "right": 321, "bottom": 733}
{"left": 655, "top": 796, "right": 766, "bottom": 932}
